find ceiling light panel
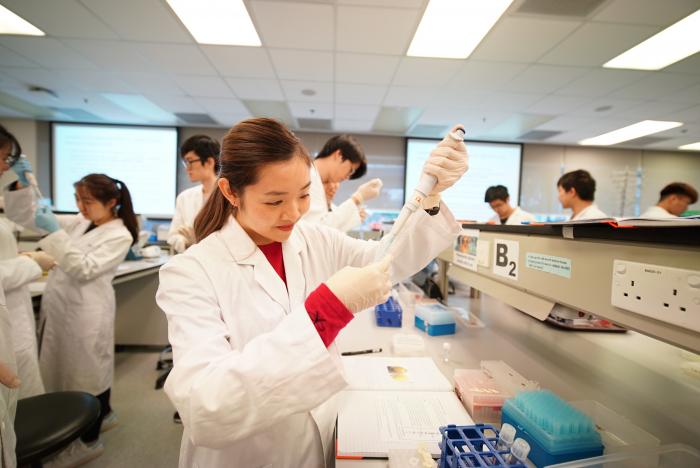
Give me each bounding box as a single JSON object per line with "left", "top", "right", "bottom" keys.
{"left": 579, "top": 120, "right": 683, "bottom": 146}
{"left": 166, "top": 0, "right": 260, "bottom": 46}
{"left": 407, "top": 0, "right": 514, "bottom": 59}
{"left": 0, "top": 4, "right": 44, "bottom": 36}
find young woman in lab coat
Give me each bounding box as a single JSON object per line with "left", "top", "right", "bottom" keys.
{"left": 156, "top": 118, "right": 468, "bottom": 468}
{"left": 0, "top": 286, "right": 20, "bottom": 468}
{"left": 3, "top": 172, "right": 139, "bottom": 465}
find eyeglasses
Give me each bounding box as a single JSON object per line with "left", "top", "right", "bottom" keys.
{"left": 181, "top": 158, "right": 202, "bottom": 169}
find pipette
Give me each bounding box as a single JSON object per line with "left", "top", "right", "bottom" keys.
{"left": 379, "top": 126, "right": 465, "bottom": 258}
{"left": 6, "top": 154, "right": 44, "bottom": 201}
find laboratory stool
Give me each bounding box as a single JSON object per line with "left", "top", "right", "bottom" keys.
{"left": 15, "top": 391, "right": 100, "bottom": 468}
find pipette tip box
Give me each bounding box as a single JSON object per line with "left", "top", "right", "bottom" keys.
{"left": 415, "top": 303, "right": 456, "bottom": 336}
{"left": 375, "top": 296, "right": 402, "bottom": 327}
{"left": 438, "top": 424, "right": 527, "bottom": 468}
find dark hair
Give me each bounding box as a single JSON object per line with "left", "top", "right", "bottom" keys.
{"left": 194, "top": 118, "right": 311, "bottom": 242}
{"left": 659, "top": 182, "right": 698, "bottom": 204}
{"left": 0, "top": 124, "right": 22, "bottom": 161}
{"left": 557, "top": 169, "right": 596, "bottom": 201}
{"left": 315, "top": 134, "right": 367, "bottom": 180}
{"left": 74, "top": 174, "right": 139, "bottom": 245}
{"left": 484, "top": 185, "right": 509, "bottom": 203}
{"left": 181, "top": 134, "right": 221, "bottom": 173}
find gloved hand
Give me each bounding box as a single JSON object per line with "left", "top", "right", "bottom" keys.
{"left": 352, "top": 178, "right": 383, "bottom": 204}
{"left": 171, "top": 235, "right": 187, "bottom": 254}
{"left": 358, "top": 206, "right": 368, "bottom": 222}
{"left": 35, "top": 205, "right": 60, "bottom": 233}
{"left": 422, "top": 125, "right": 468, "bottom": 194}
{"left": 325, "top": 255, "right": 392, "bottom": 313}
{"left": 0, "top": 361, "right": 20, "bottom": 389}
{"left": 21, "top": 251, "right": 56, "bottom": 271}
{"left": 10, "top": 155, "right": 32, "bottom": 187}
{"left": 177, "top": 225, "right": 196, "bottom": 247}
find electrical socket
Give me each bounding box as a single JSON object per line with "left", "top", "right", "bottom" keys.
{"left": 611, "top": 260, "right": 700, "bottom": 333}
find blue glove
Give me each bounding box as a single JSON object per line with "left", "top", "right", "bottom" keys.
{"left": 11, "top": 156, "right": 32, "bottom": 186}
{"left": 35, "top": 205, "right": 60, "bottom": 233}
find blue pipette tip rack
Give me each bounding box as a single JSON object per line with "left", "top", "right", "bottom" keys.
{"left": 375, "top": 296, "right": 402, "bottom": 327}
{"left": 439, "top": 424, "right": 527, "bottom": 468}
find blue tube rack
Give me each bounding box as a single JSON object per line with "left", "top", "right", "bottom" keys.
{"left": 374, "top": 296, "right": 402, "bottom": 327}
{"left": 439, "top": 424, "right": 527, "bottom": 468}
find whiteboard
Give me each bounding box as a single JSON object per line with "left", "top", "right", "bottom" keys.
{"left": 405, "top": 139, "right": 522, "bottom": 221}
{"left": 52, "top": 123, "right": 178, "bottom": 217}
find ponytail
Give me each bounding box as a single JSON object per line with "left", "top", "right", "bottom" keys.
{"left": 194, "top": 185, "right": 233, "bottom": 242}
{"left": 113, "top": 180, "right": 139, "bottom": 245}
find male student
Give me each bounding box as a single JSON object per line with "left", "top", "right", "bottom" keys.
{"left": 304, "top": 134, "right": 382, "bottom": 232}
{"left": 641, "top": 182, "right": 698, "bottom": 218}
{"left": 557, "top": 169, "right": 608, "bottom": 220}
{"left": 167, "top": 135, "right": 220, "bottom": 253}
{"left": 484, "top": 185, "right": 536, "bottom": 225}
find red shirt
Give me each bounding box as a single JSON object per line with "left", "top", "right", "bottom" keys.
{"left": 258, "top": 242, "right": 353, "bottom": 347}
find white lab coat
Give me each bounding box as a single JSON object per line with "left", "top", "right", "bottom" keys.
{"left": 303, "top": 163, "right": 362, "bottom": 232}
{"left": 0, "top": 218, "right": 44, "bottom": 398}
{"left": 0, "top": 285, "right": 17, "bottom": 468}
{"left": 168, "top": 185, "right": 208, "bottom": 249}
{"left": 3, "top": 186, "right": 133, "bottom": 395}
{"left": 488, "top": 206, "right": 537, "bottom": 225}
{"left": 640, "top": 205, "right": 676, "bottom": 218}
{"left": 156, "top": 205, "right": 460, "bottom": 468}
{"left": 570, "top": 204, "right": 608, "bottom": 221}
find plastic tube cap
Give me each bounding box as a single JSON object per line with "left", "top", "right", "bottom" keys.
{"left": 511, "top": 438, "right": 531, "bottom": 462}
{"left": 499, "top": 423, "right": 516, "bottom": 445}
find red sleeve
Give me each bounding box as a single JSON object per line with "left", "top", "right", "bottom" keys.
{"left": 305, "top": 283, "right": 354, "bottom": 347}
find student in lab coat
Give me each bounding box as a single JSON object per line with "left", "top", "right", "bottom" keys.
{"left": 304, "top": 134, "right": 382, "bottom": 232}
{"left": 0, "top": 127, "right": 50, "bottom": 399}
{"left": 557, "top": 169, "right": 608, "bottom": 220}
{"left": 3, "top": 172, "right": 139, "bottom": 467}
{"left": 641, "top": 182, "right": 698, "bottom": 218}
{"left": 156, "top": 118, "right": 468, "bottom": 468}
{"left": 0, "top": 285, "right": 20, "bottom": 468}
{"left": 168, "top": 135, "right": 221, "bottom": 253}
{"left": 484, "top": 185, "right": 537, "bottom": 225}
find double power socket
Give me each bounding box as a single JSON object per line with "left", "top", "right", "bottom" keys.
{"left": 611, "top": 260, "right": 700, "bottom": 333}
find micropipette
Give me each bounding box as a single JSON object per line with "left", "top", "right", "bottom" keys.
{"left": 6, "top": 154, "right": 44, "bottom": 201}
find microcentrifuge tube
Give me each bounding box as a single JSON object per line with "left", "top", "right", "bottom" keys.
{"left": 505, "top": 438, "right": 530, "bottom": 464}
{"left": 442, "top": 342, "right": 451, "bottom": 363}
{"left": 496, "top": 423, "right": 516, "bottom": 451}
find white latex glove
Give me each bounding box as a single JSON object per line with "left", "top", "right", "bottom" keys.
{"left": 21, "top": 251, "right": 56, "bottom": 271}
{"left": 352, "top": 178, "right": 383, "bottom": 204}
{"left": 422, "top": 125, "right": 468, "bottom": 194}
{"left": 0, "top": 361, "right": 20, "bottom": 389}
{"left": 177, "top": 225, "right": 196, "bottom": 247}
{"left": 171, "top": 235, "right": 187, "bottom": 254}
{"left": 358, "top": 206, "right": 368, "bottom": 222}
{"left": 325, "top": 255, "right": 392, "bottom": 313}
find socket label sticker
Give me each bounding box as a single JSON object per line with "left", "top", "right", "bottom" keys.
{"left": 526, "top": 253, "right": 572, "bottom": 279}
{"left": 493, "top": 239, "right": 519, "bottom": 280}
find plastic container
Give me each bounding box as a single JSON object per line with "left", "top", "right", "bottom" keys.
{"left": 415, "top": 303, "right": 456, "bottom": 336}
{"left": 545, "top": 443, "right": 700, "bottom": 468}
{"left": 375, "top": 296, "right": 402, "bottom": 327}
{"left": 451, "top": 307, "right": 485, "bottom": 329}
{"left": 438, "top": 424, "right": 527, "bottom": 468}
{"left": 454, "top": 369, "right": 511, "bottom": 425}
{"left": 392, "top": 333, "right": 426, "bottom": 356}
{"left": 501, "top": 391, "right": 603, "bottom": 468}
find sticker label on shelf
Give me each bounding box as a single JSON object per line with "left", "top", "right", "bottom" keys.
{"left": 453, "top": 228, "right": 479, "bottom": 271}
{"left": 526, "top": 253, "right": 572, "bottom": 279}
{"left": 493, "top": 239, "right": 519, "bottom": 280}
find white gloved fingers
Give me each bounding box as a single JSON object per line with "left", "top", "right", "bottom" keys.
{"left": 171, "top": 235, "right": 187, "bottom": 254}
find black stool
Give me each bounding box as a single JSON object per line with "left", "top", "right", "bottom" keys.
{"left": 15, "top": 391, "right": 100, "bottom": 468}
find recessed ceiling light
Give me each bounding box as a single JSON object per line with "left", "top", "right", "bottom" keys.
{"left": 407, "top": 0, "right": 514, "bottom": 59}
{"left": 0, "top": 4, "right": 45, "bottom": 36}
{"left": 679, "top": 142, "right": 700, "bottom": 151}
{"left": 579, "top": 120, "right": 683, "bottom": 146}
{"left": 166, "top": 0, "right": 261, "bottom": 46}
{"left": 604, "top": 9, "right": 700, "bottom": 70}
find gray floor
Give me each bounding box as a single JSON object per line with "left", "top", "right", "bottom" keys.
{"left": 84, "top": 351, "right": 182, "bottom": 468}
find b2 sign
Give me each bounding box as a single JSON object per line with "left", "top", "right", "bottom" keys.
{"left": 493, "top": 239, "right": 519, "bottom": 280}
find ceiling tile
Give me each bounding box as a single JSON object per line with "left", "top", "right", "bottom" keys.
{"left": 115, "top": 72, "right": 185, "bottom": 96}
{"left": 81, "top": 0, "right": 191, "bottom": 42}
{"left": 288, "top": 101, "right": 333, "bottom": 119}
{"left": 476, "top": 92, "right": 544, "bottom": 113}
{"left": 0, "top": 37, "right": 97, "bottom": 69}
{"left": 659, "top": 104, "right": 700, "bottom": 123}
{"left": 196, "top": 97, "right": 249, "bottom": 114}
{"left": 56, "top": 70, "right": 133, "bottom": 93}
{"left": 333, "top": 119, "right": 373, "bottom": 133}
{"left": 538, "top": 22, "right": 661, "bottom": 67}
{"left": 555, "top": 69, "right": 648, "bottom": 97}
{"left": 281, "top": 80, "right": 333, "bottom": 102}
{"left": 664, "top": 53, "right": 700, "bottom": 75}
{"left": 472, "top": 17, "right": 581, "bottom": 63}
{"left": 337, "top": 0, "right": 424, "bottom": 7}
{"left": 392, "top": 58, "right": 462, "bottom": 87}
{"left": 200, "top": 45, "right": 276, "bottom": 78}
{"left": 335, "top": 53, "right": 400, "bottom": 84}
{"left": 335, "top": 83, "right": 387, "bottom": 105}
{"left": 137, "top": 43, "right": 217, "bottom": 75}
{"left": 0, "top": 0, "right": 118, "bottom": 39}
{"left": 210, "top": 112, "right": 251, "bottom": 127}
{"left": 525, "top": 95, "right": 589, "bottom": 116}
{"left": 609, "top": 73, "right": 700, "bottom": 100}
{"left": 448, "top": 61, "right": 528, "bottom": 91}
{"left": 337, "top": 6, "right": 420, "bottom": 55}
{"left": 335, "top": 104, "right": 379, "bottom": 120}
{"left": 269, "top": 49, "right": 333, "bottom": 81}
{"left": 225, "top": 78, "right": 284, "bottom": 100}
{"left": 592, "top": 0, "right": 700, "bottom": 26}
{"left": 61, "top": 39, "right": 156, "bottom": 72}
{"left": 567, "top": 97, "right": 647, "bottom": 118}
{"left": 504, "top": 65, "right": 587, "bottom": 94}
{"left": 536, "top": 115, "right": 596, "bottom": 132}
{"left": 1, "top": 68, "right": 76, "bottom": 93}
{"left": 383, "top": 86, "right": 435, "bottom": 107}
{"left": 174, "top": 76, "right": 235, "bottom": 98}
{"left": 148, "top": 95, "right": 205, "bottom": 113}
{"left": 0, "top": 45, "right": 39, "bottom": 68}
{"left": 608, "top": 100, "right": 698, "bottom": 121}
{"left": 251, "top": 1, "right": 333, "bottom": 50}
{"left": 662, "top": 83, "right": 700, "bottom": 105}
